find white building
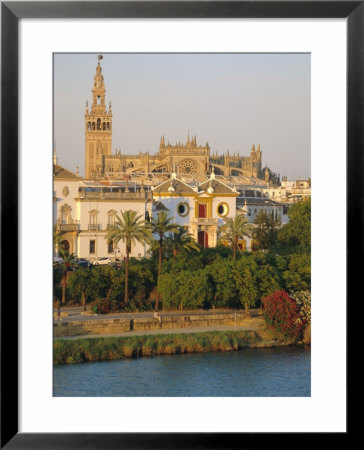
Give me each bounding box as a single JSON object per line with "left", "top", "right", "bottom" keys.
{"left": 54, "top": 163, "right": 153, "bottom": 260}
{"left": 262, "top": 178, "right": 311, "bottom": 204}
{"left": 152, "top": 172, "right": 239, "bottom": 248}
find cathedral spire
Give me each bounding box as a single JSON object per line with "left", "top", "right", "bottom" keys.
{"left": 92, "top": 55, "right": 106, "bottom": 111}
{"left": 85, "top": 55, "right": 112, "bottom": 179}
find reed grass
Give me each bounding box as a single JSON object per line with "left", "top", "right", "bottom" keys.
{"left": 54, "top": 330, "right": 266, "bottom": 365}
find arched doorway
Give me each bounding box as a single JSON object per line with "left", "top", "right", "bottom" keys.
{"left": 60, "top": 240, "right": 70, "bottom": 255}
{"left": 198, "top": 231, "right": 208, "bottom": 248}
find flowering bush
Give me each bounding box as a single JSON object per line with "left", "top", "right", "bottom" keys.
{"left": 262, "top": 290, "right": 304, "bottom": 340}
{"left": 290, "top": 290, "right": 311, "bottom": 325}
{"left": 94, "top": 298, "right": 121, "bottom": 314}
{"left": 94, "top": 298, "right": 111, "bottom": 314}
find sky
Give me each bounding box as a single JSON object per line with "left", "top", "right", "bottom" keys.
{"left": 53, "top": 53, "right": 310, "bottom": 179}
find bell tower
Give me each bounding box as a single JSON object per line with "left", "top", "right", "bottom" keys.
{"left": 85, "top": 55, "right": 112, "bottom": 179}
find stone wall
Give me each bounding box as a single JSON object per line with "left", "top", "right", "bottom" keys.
{"left": 54, "top": 311, "right": 261, "bottom": 338}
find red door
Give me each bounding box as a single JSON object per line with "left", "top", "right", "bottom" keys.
{"left": 198, "top": 231, "right": 208, "bottom": 248}
{"left": 198, "top": 204, "right": 207, "bottom": 218}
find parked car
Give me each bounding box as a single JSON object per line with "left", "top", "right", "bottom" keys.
{"left": 92, "top": 257, "right": 112, "bottom": 265}
{"left": 75, "top": 258, "right": 91, "bottom": 268}
{"left": 111, "top": 259, "right": 123, "bottom": 269}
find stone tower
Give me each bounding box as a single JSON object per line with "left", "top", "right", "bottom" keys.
{"left": 85, "top": 55, "right": 112, "bottom": 179}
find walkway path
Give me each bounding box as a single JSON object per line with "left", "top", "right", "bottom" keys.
{"left": 55, "top": 307, "right": 261, "bottom": 322}
{"left": 55, "top": 317, "right": 266, "bottom": 341}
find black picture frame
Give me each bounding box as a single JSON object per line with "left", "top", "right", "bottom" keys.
{"left": 1, "top": 1, "right": 356, "bottom": 448}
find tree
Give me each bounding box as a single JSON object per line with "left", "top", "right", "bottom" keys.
{"left": 204, "top": 260, "right": 238, "bottom": 309}
{"left": 165, "top": 226, "right": 200, "bottom": 265}
{"left": 150, "top": 211, "right": 179, "bottom": 310}
{"left": 106, "top": 210, "right": 151, "bottom": 305}
{"left": 68, "top": 267, "right": 96, "bottom": 309}
{"left": 57, "top": 251, "right": 77, "bottom": 305}
{"left": 232, "top": 264, "right": 258, "bottom": 315}
{"left": 53, "top": 226, "right": 64, "bottom": 256}
{"left": 277, "top": 198, "right": 311, "bottom": 254}
{"left": 252, "top": 209, "right": 281, "bottom": 251}
{"left": 283, "top": 253, "right": 311, "bottom": 292}
{"left": 251, "top": 252, "right": 282, "bottom": 301}
{"left": 158, "top": 269, "right": 213, "bottom": 311}
{"left": 219, "top": 214, "right": 252, "bottom": 261}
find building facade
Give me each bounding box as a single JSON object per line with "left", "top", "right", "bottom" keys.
{"left": 152, "top": 172, "right": 239, "bottom": 248}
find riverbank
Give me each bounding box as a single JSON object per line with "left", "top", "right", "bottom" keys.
{"left": 54, "top": 328, "right": 303, "bottom": 365}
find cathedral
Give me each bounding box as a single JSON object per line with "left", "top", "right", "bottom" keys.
{"left": 84, "top": 57, "right": 279, "bottom": 186}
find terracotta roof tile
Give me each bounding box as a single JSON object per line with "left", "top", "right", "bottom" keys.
{"left": 153, "top": 178, "right": 196, "bottom": 194}
{"left": 54, "top": 164, "right": 82, "bottom": 180}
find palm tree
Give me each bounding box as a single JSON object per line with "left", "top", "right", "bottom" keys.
{"left": 106, "top": 210, "right": 151, "bottom": 305}
{"left": 150, "top": 211, "right": 179, "bottom": 310}
{"left": 219, "top": 214, "right": 253, "bottom": 261}
{"left": 165, "top": 226, "right": 200, "bottom": 265}
{"left": 53, "top": 225, "right": 65, "bottom": 257}
{"left": 57, "top": 250, "right": 77, "bottom": 305}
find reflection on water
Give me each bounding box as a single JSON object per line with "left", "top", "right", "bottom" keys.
{"left": 53, "top": 345, "right": 310, "bottom": 397}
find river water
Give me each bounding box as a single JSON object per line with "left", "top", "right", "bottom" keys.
{"left": 53, "top": 346, "right": 310, "bottom": 397}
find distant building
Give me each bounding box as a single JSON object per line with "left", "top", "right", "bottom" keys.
{"left": 235, "top": 188, "right": 286, "bottom": 251}
{"left": 262, "top": 177, "right": 311, "bottom": 204}
{"left": 83, "top": 57, "right": 279, "bottom": 185}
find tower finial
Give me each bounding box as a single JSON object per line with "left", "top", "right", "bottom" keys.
{"left": 210, "top": 166, "right": 215, "bottom": 180}
{"left": 98, "top": 54, "right": 103, "bottom": 64}
{"left": 53, "top": 145, "right": 58, "bottom": 165}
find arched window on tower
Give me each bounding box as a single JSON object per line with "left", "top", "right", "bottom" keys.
{"left": 92, "top": 122, "right": 95, "bottom": 130}
{"left": 97, "top": 96, "right": 101, "bottom": 105}
{"left": 97, "top": 119, "right": 101, "bottom": 130}
{"left": 106, "top": 122, "right": 110, "bottom": 130}
{"left": 103, "top": 122, "right": 106, "bottom": 130}
{"left": 88, "top": 122, "right": 91, "bottom": 130}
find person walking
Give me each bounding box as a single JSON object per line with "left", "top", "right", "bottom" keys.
{"left": 153, "top": 311, "right": 161, "bottom": 323}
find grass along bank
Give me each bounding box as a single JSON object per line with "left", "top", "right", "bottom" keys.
{"left": 54, "top": 329, "right": 300, "bottom": 365}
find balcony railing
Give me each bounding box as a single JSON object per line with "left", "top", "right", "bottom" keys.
{"left": 57, "top": 223, "right": 79, "bottom": 232}
{"left": 191, "top": 218, "right": 218, "bottom": 226}
{"left": 106, "top": 224, "right": 117, "bottom": 230}
{"left": 88, "top": 224, "right": 102, "bottom": 231}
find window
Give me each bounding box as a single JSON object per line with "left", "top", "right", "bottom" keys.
{"left": 217, "top": 202, "right": 229, "bottom": 218}
{"left": 89, "top": 211, "right": 98, "bottom": 230}
{"left": 97, "top": 118, "right": 101, "bottom": 130}
{"left": 108, "top": 214, "right": 115, "bottom": 226}
{"left": 108, "top": 241, "right": 113, "bottom": 254}
{"left": 177, "top": 202, "right": 189, "bottom": 217}
{"left": 198, "top": 204, "right": 207, "bottom": 218}
{"left": 107, "top": 211, "right": 116, "bottom": 229}
{"left": 89, "top": 240, "right": 95, "bottom": 254}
